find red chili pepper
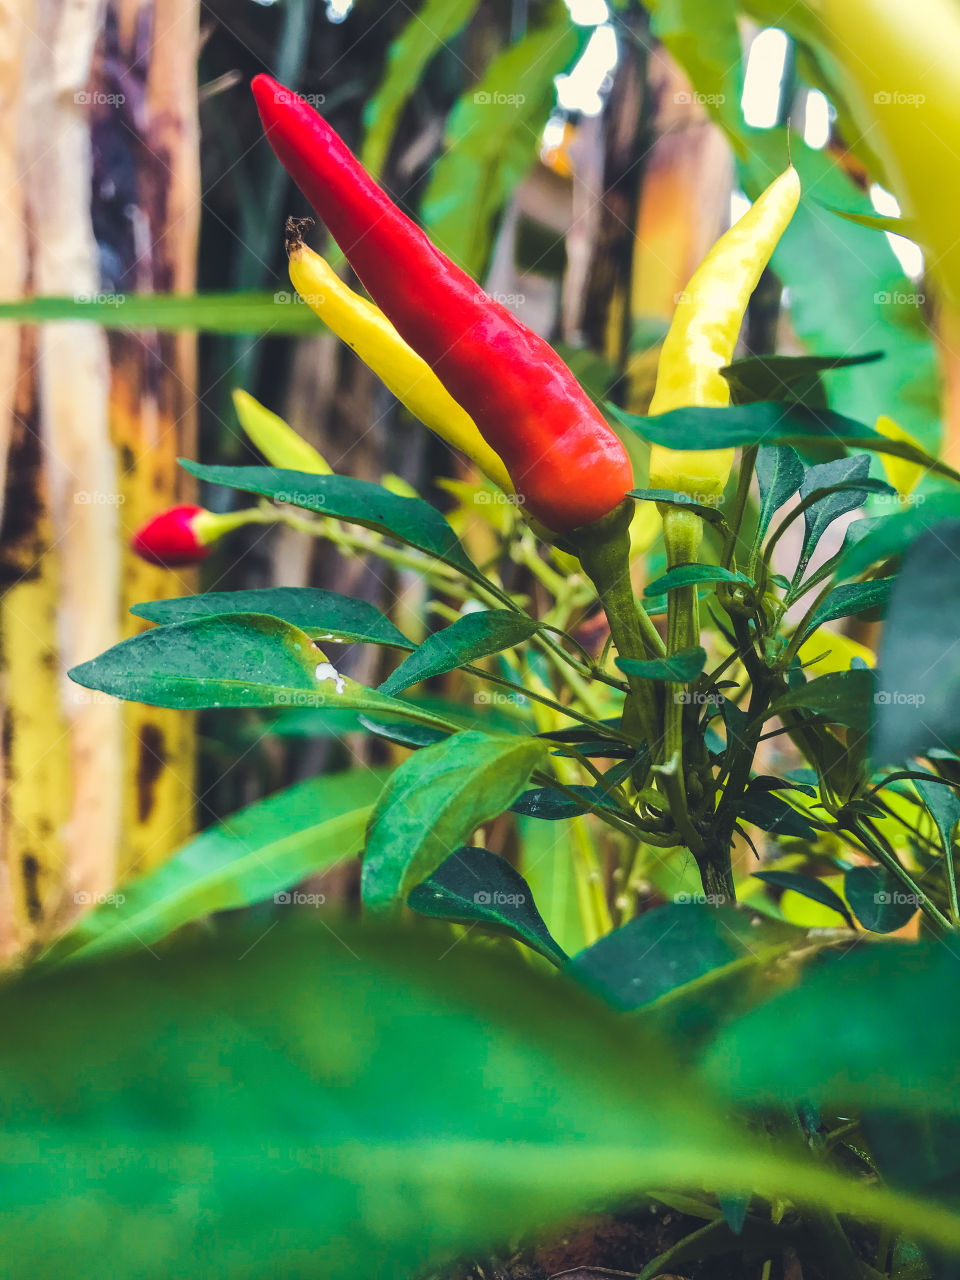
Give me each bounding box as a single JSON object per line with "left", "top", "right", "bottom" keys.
{"left": 131, "top": 506, "right": 212, "bottom": 567}
{"left": 251, "top": 74, "right": 633, "bottom": 532}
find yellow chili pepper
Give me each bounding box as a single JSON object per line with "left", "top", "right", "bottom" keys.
{"left": 647, "top": 166, "right": 802, "bottom": 500}
{"left": 874, "top": 414, "right": 924, "bottom": 497}
{"left": 286, "top": 229, "right": 513, "bottom": 496}
{"left": 232, "top": 388, "right": 332, "bottom": 474}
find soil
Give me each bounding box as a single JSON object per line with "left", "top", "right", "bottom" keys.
{"left": 438, "top": 1204, "right": 799, "bottom": 1280}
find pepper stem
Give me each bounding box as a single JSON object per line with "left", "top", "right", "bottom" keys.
{"left": 570, "top": 501, "right": 661, "bottom": 757}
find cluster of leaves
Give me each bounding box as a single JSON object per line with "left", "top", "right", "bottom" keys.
{"left": 42, "top": 343, "right": 960, "bottom": 1275}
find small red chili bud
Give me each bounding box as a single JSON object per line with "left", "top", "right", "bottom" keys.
{"left": 130, "top": 505, "right": 212, "bottom": 567}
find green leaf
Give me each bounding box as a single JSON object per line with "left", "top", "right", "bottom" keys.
{"left": 68, "top": 613, "right": 450, "bottom": 730}
{"left": 610, "top": 400, "right": 959, "bottom": 484}
{"left": 820, "top": 205, "right": 919, "bottom": 237}
{"left": 361, "top": 730, "right": 546, "bottom": 912}
{"left": 838, "top": 491, "right": 960, "bottom": 577}
{"left": 799, "top": 455, "right": 881, "bottom": 572}
{"left": 572, "top": 903, "right": 795, "bottom": 1011}
{"left": 873, "top": 520, "right": 960, "bottom": 763}
{"left": 701, "top": 941, "right": 960, "bottom": 1120}
{"left": 844, "top": 866, "right": 919, "bottom": 933}
{"left": 721, "top": 352, "right": 884, "bottom": 410}
{"left": 767, "top": 668, "right": 874, "bottom": 734}
{"left": 132, "top": 587, "right": 412, "bottom": 649}
{"left": 408, "top": 846, "right": 566, "bottom": 965}
{"left": 913, "top": 773, "right": 960, "bottom": 857}
{"left": 361, "top": 0, "right": 479, "bottom": 176}
{"left": 511, "top": 784, "right": 627, "bottom": 821}
{"left": 0, "top": 292, "right": 328, "bottom": 334}
{"left": 39, "top": 770, "right": 389, "bottom": 967}
{"left": 628, "top": 487, "right": 727, "bottom": 526}
{"left": 6, "top": 919, "right": 960, "bottom": 1275}
{"left": 644, "top": 565, "right": 750, "bottom": 596}
{"left": 616, "top": 647, "right": 707, "bottom": 682}
{"left": 756, "top": 446, "right": 804, "bottom": 538}
{"left": 421, "top": 16, "right": 578, "bottom": 277}
{"left": 181, "top": 462, "right": 483, "bottom": 583}
{"left": 752, "top": 871, "right": 853, "bottom": 927}
{"left": 379, "top": 610, "right": 539, "bottom": 696}
{"left": 805, "top": 578, "right": 894, "bottom": 633}
{"left": 739, "top": 795, "right": 818, "bottom": 843}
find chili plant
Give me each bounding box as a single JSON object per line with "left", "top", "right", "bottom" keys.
{"left": 21, "top": 77, "right": 960, "bottom": 1278}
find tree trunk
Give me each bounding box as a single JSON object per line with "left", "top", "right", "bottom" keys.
{"left": 0, "top": 0, "right": 200, "bottom": 960}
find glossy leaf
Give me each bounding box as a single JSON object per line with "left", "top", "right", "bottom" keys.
{"left": 40, "top": 770, "right": 389, "bottom": 966}
{"left": 628, "top": 487, "right": 727, "bottom": 526}
{"left": 756, "top": 445, "right": 804, "bottom": 538}
{"left": 873, "top": 521, "right": 960, "bottom": 763}
{"left": 132, "top": 587, "right": 412, "bottom": 649}
{"left": 644, "top": 565, "right": 750, "bottom": 596}
{"left": 913, "top": 774, "right": 960, "bottom": 857}
{"left": 767, "top": 669, "right": 874, "bottom": 734}
{"left": 845, "top": 865, "right": 919, "bottom": 933}
{"left": 805, "top": 578, "right": 894, "bottom": 633}
{"left": 572, "top": 904, "right": 796, "bottom": 1011}
{"left": 361, "top": 731, "right": 546, "bottom": 912}
{"left": 610, "top": 401, "right": 958, "bottom": 483}
{"left": 181, "top": 462, "right": 483, "bottom": 582}
{"left": 379, "top": 610, "right": 539, "bottom": 696}
{"left": 68, "top": 614, "right": 449, "bottom": 729}
{"left": 616, "top": 647, "right": 707, "bottom": 682}
{"left": 799, "top": 455, "right": 880, "bottom": 571}
{"left": 511, "top": 784, "right": 626, "bottom": 821}
{"left": 752, "top": 871, "right": 853, "bottom": 928}
{"left": 739, "top": 794, "right": 818, "bottom": 843}
{"left": 408, "top": 846, "right": 566, "bottom": 965}
{"left": 4, "top": 918, "right": 960, "bottom": 1276}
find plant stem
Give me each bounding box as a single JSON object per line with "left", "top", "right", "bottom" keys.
{"left": 724, "top": 443, "right": 758, "bottom": 571}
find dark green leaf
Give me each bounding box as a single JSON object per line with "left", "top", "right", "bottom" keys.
{"left": 644, "top": 565, "right": 750, "bottom": 596}
{"left": 845, "top": 866, "right": 920, "bottom": 933}
{"left": 739, "top": 795, "right": 818, "bottom": 842}
{"left": 616, "top": 647, "right": 706, "bottom": 682}
{"left": 0, "top": 292, "right": 329, "bottom": 334}
{"left": 39, "top": 770, "right": 389, "bottom": 967}
{"left": 768, "top": 669, "right": 874, "bottom": 733}
{"left": 839, "top": 494, "right": 960, "bottom": 577}
{"left": 181, "top": 462, "right": 483, "bottom": 583}
{"left": 721, "top": 352, "right": 884, "bottom": 409}
{"left": 628, "top": 488, "right": 727, "bottom": 526}
{"left": 511, "top": 784, "right": 626, "bottom": 821}
{"left": 408, "top": 846, "right": 566, "bottom": 965}
{"left": 805, "top": 578, "right": 894, "bottom": 632}
{"left": 361, "top": 730, "right": 546, "bottom": 912}
{"left": 572, "top": 903, "right": 792, "bottom": 1010}
{"left": 609, "top": 401, "right": 958, "bottom": 484}
{"left": 132, "top": 587, "right": 412, "bottom": 649}
{"left": 756, "top": 446, "right": 805, "bottom": 538}
{"left": 913, "top": 774, "right": 960, "bottom": 856}
{"left": 68, "top": 613, "right": 449, "bottom": 729}
{"left": 799, "top": 455, "right": 880, "bottom": 571}
{"left": 752, "top": 871, "right": 853, "bottom": 927}
{"left": 873, "top": 521, "right": 960, "bottom": 763}
{"left": 379, "top": 610, "right": 538, "bottom": 696}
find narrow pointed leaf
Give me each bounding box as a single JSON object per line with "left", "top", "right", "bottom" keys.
{"left": 379, "top": 610, "right": 539, "bottom": 696}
